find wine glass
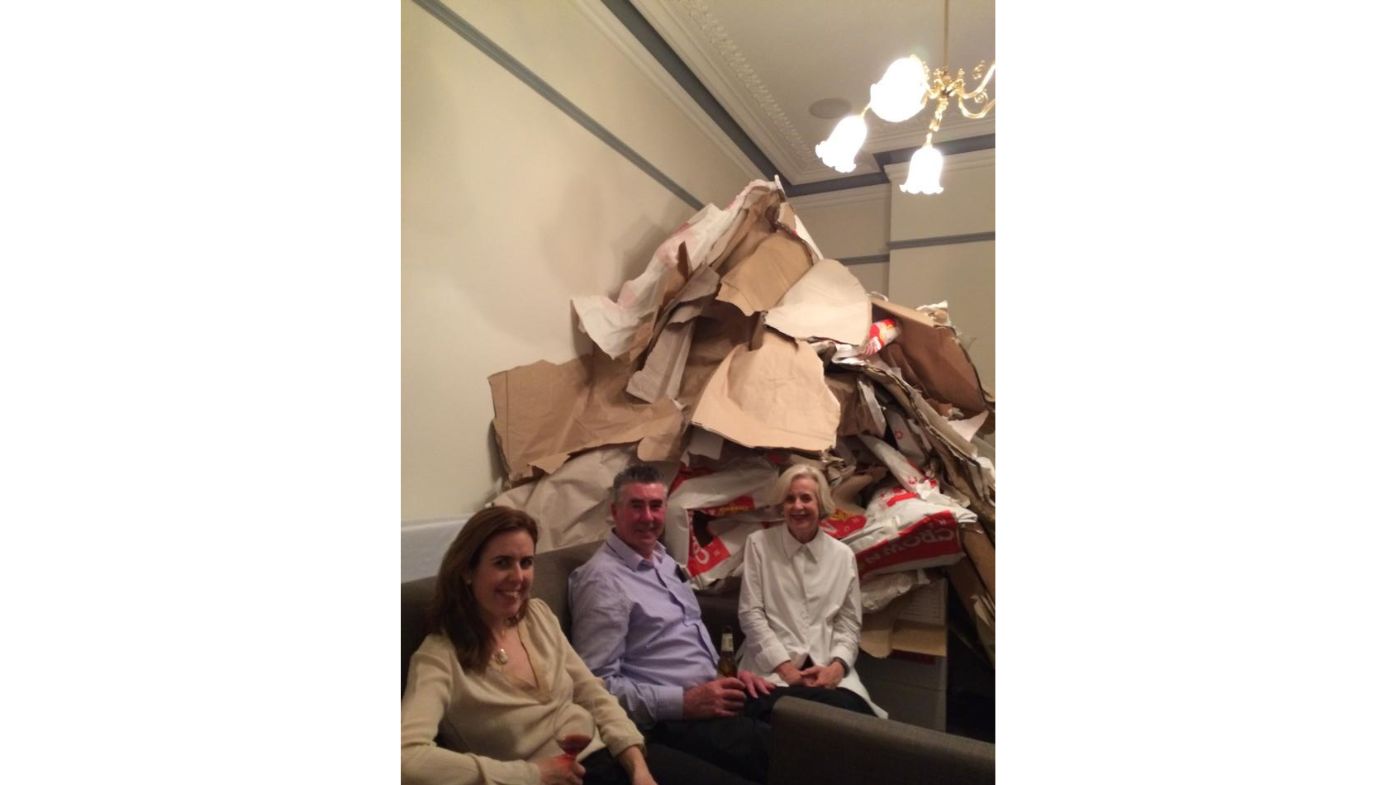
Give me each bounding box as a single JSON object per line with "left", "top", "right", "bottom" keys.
{"left": 553, "top": 706, "right": 595, "bottom": 761}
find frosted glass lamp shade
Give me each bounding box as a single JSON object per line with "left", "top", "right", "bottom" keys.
{"left": 815, "top": 115, "right": 868, "bottom": 173}
{"left": 900, "top": 143, "right": 945, "bottom": 195}
{"left": 869, "top": 56, "right": 930, "bottom": 123}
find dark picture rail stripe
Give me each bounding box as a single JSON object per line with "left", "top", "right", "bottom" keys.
{"left": 840, "top": 253, "right": 891, "bottom": 266}
{"left": 785, "top": 173, "right": 889, "bottom": 197}
{"left": 412, "top": 0, "right": 703, "bottom": 209}
{"left": 888, "top": 232, "right": 996, "bottom": 250}
{"left": 873, "top": 134, "right": 996, "bottom": 167}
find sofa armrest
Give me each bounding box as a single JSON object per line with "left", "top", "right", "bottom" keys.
{"left": 769, "top": 697, "right": 994, "bottom": 785}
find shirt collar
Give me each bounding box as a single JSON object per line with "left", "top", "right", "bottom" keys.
{"left": 778, "top": 524, "right": 824, "bottom": 560}
{"left": 605, "top": 529, "right": 671, "bottom": 572}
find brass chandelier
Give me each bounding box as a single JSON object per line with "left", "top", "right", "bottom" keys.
{"left": 815, "top": 0, "right": 995, "bottom": 195}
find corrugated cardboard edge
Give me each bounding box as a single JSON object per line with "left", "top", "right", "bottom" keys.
{"left": 860, "top": 591, "right": 949, "bottom": 658}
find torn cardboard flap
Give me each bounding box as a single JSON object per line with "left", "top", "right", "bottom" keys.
{"left": 711, "top": 187, "right": 783, "bottom": 275}
{"left": 574, "top": 181, "right": 779, "bottom": 360}
{"left": 831, "top": 471, "right": 880, "bottom": 507}
{"left": 947, "top": 410, "right": 989, "bottom": 444}
{"left": 766, "top": 258, "right": 870, "bottom": 345}
{"left": 825, "top": 373, "right": 883, "bottom": 437}
{"left": 886, "top": 408, "right": 929, "bottom": 466}
{"left": 872, "top": 299, "right": 992, "bottom": 419}
{"left": 625, "top": 318, "right": 697, "bottom": 404}
{"left": 948, "top": 557, "right": 995, "bottom": 665}
{"left": 626, "top": 265, "right": 722, "bottom": 403}
{"left": 683, "top": 426, "right": 726, "bottom": 462}
{"left": 860, "top": 363, "right": 978, "bottom": 461}
{"left": 690, "top": 329, "right": 840, "bottom": 452}
{"left": 489, "top": 352, "right": 686, "bottom": 483}
{"left": 674, "top": 306, "right": 757, "bottom": 410}
{"left": 715, "top": 229, "right": 814, "bottom": 316}
{"left": 959, "top": 522, "right": 995, "bottom": 598}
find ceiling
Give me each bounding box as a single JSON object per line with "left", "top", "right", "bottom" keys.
{"left": 621, "top": 0, "right": 995, "bottom": 191}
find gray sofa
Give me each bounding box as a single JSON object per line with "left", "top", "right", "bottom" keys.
{"left": 402, "top": 539, "right": 994, "bottom": 785}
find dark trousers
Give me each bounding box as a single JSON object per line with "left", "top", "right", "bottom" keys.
{"left": 646, "top": 685, "right": 876, "bottom": 783}
{"left": 580, "top": 744, "right": 760, "bottom": 785}
{"left": 747, "top": 684, "right": 876, "bottom": 720}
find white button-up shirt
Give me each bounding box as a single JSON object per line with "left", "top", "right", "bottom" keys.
{"left": 737, "top": 525, "right": 880, "bottom": 713}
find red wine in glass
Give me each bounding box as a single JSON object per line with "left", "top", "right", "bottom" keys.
{"left": 558, "top": 734, "right": 590, "bottom": 760}
{"left": 554, "top": 706, "right": 595, "bottom": 761}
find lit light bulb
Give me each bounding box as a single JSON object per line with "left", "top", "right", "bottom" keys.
{"left": 869, "top": 55, "right": 930, "bottom": 123}
{"left": 900, "top": 143, "right": 944, "bottom": 195}
{"left": 815, "top": 115, "right": 868, "bottom": 173}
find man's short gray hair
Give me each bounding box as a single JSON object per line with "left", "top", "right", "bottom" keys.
{"left": 611, "top": 463, "right": 665, "bottom": 503}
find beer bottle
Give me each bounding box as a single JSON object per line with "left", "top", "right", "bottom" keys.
{"left": 717, "top": 626, "right": 737, "bottom": 677}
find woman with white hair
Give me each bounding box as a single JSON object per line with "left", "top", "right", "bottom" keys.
{"left": 736, "top": 464, "right": 884, "bottom": 718}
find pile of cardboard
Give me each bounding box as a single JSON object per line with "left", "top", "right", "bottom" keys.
{"left": 487, "top": 180, "right": 996, "bottom": 664}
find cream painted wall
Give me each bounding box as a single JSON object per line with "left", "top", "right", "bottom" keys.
{"left": 790, "top": 185, "right": 891, "bottom": 297}
{"left": 888, "top": 150, "right": 996, "bottom": 241}
{"left": 403, "top": 0, "right": 755, "bottom": 521}
{"left": 790, "top": 185, "right": 890, "bottom": 261}
{"left": 846, "top": 261, "right": 889, "bottom": 297}
{"left": 886, "top": 151, "right": 995, "bottom": 392}
{"left": 888, "top": 242, "right": 996, "bottom": 391}
{"left": 447, "top": 0, "right": 760, "bottom": 206}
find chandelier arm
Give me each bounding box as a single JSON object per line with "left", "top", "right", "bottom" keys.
{"left": 958, "top": 63, "right": 995, "bottom": 100}
{"left": 956, "top": 98, "right": 995, "bottom": 120}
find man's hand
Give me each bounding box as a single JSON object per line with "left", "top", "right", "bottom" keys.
{"left": 681, "top": 677, "right": 747, "bottom": 718}
{"left": 735, "top": 669, "right": 775, "bottom": 698}
{"left": 800, "top": 660, "right": 845, "bottom": 689}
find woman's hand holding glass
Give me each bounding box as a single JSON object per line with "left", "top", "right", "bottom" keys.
{"left": 536, "top": 755, "right": 584, "bottom": 785}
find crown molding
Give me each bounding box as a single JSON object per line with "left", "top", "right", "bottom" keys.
{"left": 571, "top": 0, "right": 762, "bottom": 181}
{"left": 629, "top": 0, "right": 822, "bottom": 180}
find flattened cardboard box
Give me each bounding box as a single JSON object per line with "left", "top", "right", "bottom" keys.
{"left": 872, "top": 299, "right": 993, "bottom": 423}
{"left": 861, "top": 580, "right": 949, "bottom": 658}
{"left": 765, "top": 258, "right": 871, "bottom": 345}
{"left": 689, "top": 329, "right": 840, "bottom": 453}
{"left": 489, "top": 352, "right": 684, "bottom": 482}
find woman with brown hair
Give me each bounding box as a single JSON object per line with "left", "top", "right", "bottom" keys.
{"left": 402, "top": 506, "right": 753, "bottom": 785}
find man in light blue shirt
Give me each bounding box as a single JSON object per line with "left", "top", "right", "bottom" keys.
{"left": 569, "top": 463, "right": 776, "bottom": 782}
